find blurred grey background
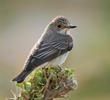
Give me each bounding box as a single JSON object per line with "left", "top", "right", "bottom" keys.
{"left": 0, "top": 0, "right": 110, "bottom": 100}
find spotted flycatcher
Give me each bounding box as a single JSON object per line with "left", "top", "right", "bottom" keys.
{"left": 12, "top": 16, "right": 77, "bottom": 83}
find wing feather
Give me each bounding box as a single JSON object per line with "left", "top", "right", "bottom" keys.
{"left": 24, "top": 35, "right": 73, "bottom": 70}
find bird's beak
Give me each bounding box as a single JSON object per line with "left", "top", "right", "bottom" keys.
{"left": 67, "top": 25, "right": 77, "bottom": 29}
{"left": 64, "top": 25, "right": 77, "bottom": 29}
{"left": 65, "top": 25, "right": 77, "bottom": 29}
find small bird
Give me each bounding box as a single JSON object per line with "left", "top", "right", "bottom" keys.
{"left": 12, "top": 16, "right": 77, "bottom": 83}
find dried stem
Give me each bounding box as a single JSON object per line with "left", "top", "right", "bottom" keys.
{"left": 14, "top": 67, "right": 77, "bottom": 100}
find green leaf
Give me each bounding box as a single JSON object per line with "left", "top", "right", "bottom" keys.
{"left": 55, "top": 83, "right": 59, "bottom": 89}
{"left": 64, "top": 68, "right": 69, "bottom": 73}
{"left": 37, "top": 69, "right": 43, "bottom": 77}
{"left": 25, "top": 82, "right": 31, "bottom": 92}
{"left": 70, "top": 68, "right": 75, "bottom": 73}
{"left": 37, "top": 93, "right": 44, "bottom": 99}
{"left": 16, "top": 83, "right": 24, "bottom": 89}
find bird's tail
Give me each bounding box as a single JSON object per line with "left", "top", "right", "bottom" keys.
{"left": 12, "top": 69, "right": 32, "bottom": 83}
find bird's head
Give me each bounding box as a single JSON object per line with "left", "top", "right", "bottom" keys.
{"left": 48, "top": 16, "right": 77, "bottom": 35}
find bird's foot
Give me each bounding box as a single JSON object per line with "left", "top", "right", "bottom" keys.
{"left": 58, "top": 65, "right": 62, "bottom": 72}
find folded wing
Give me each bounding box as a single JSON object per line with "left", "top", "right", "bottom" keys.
{"left": 24, "top": 38, "right": 73, "bottom": 71}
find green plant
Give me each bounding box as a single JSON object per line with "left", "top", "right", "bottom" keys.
{"left": 15, "top": 66, "right": 77, "bottom": 100}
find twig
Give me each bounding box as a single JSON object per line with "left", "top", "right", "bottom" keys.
{"left": 43, "top": 73, "right": 52, "bottom": 95}
{"left": 13, "top": 66, "right": 77, "bottom": 100}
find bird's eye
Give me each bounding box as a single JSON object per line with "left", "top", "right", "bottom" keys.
{"left": 57, "top": 25, "right": 61, "bottom": 28}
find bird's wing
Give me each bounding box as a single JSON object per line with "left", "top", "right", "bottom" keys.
{"left": 24, "top": 37, "right": 73, "bottom": 70}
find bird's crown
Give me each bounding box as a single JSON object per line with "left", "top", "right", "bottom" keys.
{"left": 51, "top": 16, "right": 70, "bottom": 25}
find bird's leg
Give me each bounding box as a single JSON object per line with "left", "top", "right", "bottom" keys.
{"left": 58, "top": 65, "right": 62, "bottom": 72}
